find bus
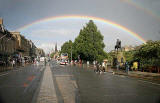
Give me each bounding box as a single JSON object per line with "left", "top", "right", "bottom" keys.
{"left": 60, "top": 53, "right": 68, "bottom": 65}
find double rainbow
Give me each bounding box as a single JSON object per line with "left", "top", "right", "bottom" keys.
{"left": 17, "top": 15, "right": 146, "bottom": 43}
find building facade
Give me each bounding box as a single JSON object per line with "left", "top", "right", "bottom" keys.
{"left": 0, "top": 18, "right": 45, "bottom": 64}
{"left": 35, "top": 48, "right": 45, "bottom": 57}
{"left": 11, "top": 32, "right": 31, "bottom": 57}
{"left": 0, "top": 20, "right": 16, "bottom": 61}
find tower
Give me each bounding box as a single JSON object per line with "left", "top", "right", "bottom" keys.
{"left": 0, "top": 18, "right": 4, "bottom": 32}
{"left": 0, "top": 18, "right": 3, "bottom": 25}
{"left": 55, "top": 42, "right": 58, "bottom": 52}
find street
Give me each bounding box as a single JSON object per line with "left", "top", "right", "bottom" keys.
{"left": 0, "top": 61, "right": 160, "bottom": 103}
{"left": 0, "top": 64, "right": 44, "bottom": 103}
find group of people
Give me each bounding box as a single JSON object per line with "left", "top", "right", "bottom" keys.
{"left": 9, "top": 57, "right": 35, "bottom": 68}
{"left": 10, "top": 58, "right": 26, "bottom": 68}
{"left": 94, "top": 62, "right": 106, "bottom": 74}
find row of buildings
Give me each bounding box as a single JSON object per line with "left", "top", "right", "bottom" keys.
{"left": 0, "top": 18, "right": 45, "bottom": 63}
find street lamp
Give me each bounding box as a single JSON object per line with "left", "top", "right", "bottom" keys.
{"left": 0, "top": 34, "right": 7, "bottom": 40}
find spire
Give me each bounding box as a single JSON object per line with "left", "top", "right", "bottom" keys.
{"left": 55, "top": 42, "right": 58, "bottom": 52}
{"left": 0, "top": 18, "right": 3, "bottom": 25}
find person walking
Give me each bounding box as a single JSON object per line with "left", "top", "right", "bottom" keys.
{"left": 12, "top": 59, "right": 15, "bottom": 68}
{"left": 116, "top": 61, "right": 120, "bottom": 71}
{"left": 96, "top": 63, "right": 100, "bottom": 73}
{"left": 44, "top": 57, "right": 47, "bottom": 66}
{"left": 102, "top": 62, "right": 105, "bottom": 72}
{"left": 125, "top": 61, "right": 130, "bottom": 74}
{"left": 22, "top": 58, "right": 25, "bottom": 67}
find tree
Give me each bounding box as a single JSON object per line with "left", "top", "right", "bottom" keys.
{"left": 73, "top": 20, "right": 107, "bottom": 62}
{"left": 123, "top": 50, "right": 135, "bottom": 62}
{"left": 61, "top": 40, "right": 73, "bottom": 61}
{"left": 50, "top": 52, "right": 56, "bottom": 58}
{"left": 134, "top": 40, "right": 160, "bottom": 70}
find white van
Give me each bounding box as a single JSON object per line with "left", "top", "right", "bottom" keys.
{"left": 40, "top": 57, "right": 45, "bottom": 62}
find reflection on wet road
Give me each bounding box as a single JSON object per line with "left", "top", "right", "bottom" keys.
{"left": 50, "top": 62, "right": 160, "bottom": 103}
{"left": 0, "top": 64, "right": 44, "bottom": 103}
{"left": 0, "top": 61, "right": 160, "bottom": 103}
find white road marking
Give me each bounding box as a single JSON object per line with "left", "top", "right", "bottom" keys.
{"left": 0, "top": 73, "right": 9, "bottom": 77}
{"left": 138, "top": 79, "right": 160, "bottom": 86}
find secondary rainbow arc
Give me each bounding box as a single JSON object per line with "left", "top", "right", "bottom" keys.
{"left": 16, "top": 15, "right": 146, "bottom": 43}
{"left": 122, "top": 0, "right": 160, "bottom": 22}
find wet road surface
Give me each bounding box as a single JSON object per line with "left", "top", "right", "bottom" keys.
{"left": 50, "top": 62, "right": 160, "bottom": 103}
{"left": 0, "top": 61, "right": 160, "bottom": 103}
{"left": 0, "top": 64, "right": 44, "bottom": 103}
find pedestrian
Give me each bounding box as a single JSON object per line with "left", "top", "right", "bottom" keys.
{"left": 125, "top": 61, "right": 130, "bottom": 74}
{"left": 22, "top": 58, "right": 25, "bottom": 67}
{"left": 96, "top": 63, "right": 100, "bottom": 73}
{"left": 116, "top": 61, "right": 120, "bottom": 71}
{"left": 102, "top": 62, "right": 105, "bottom": 72}
{"left": 44, "top": 57, "right": 46, "bottom": 66}
{"left": 12, "top": 59, "right": 15, "bottom": 67}
{"left": 11, "top": 59, "right": 13, "bottom": 68}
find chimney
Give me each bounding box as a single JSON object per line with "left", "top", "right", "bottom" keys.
{"left": 0, "top": 18, "right": 3, "bottom": 25}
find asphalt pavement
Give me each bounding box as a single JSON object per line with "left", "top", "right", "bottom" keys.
{"left": 0, "top": 63, "right": 44, "bottom": 103}
{"left": 0, "top": 61, "right": 160, "bottom": 103}
{"left": 50, "top": 62, "right": 160, "bottom": 103}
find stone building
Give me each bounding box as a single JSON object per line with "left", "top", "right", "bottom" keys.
{"left": 0, "top": 18, "right": 45, "bottom": 63}
{"left": 35, "top": 48, "right": 45, "bottom": 57}
{"left": 122, "top": 45, "right": 135, "bottom": 52}
{"left": 29, "top": 40, "right": 37, "bottom": 58}
{"left": 11, "top": 32, "right": 31, "bottom": 57}
{"left": 0, "top": 19, "right": 16, "bottom": 61}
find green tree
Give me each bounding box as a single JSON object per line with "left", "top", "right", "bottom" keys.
{"left": 61, "top": 40, "right": 73, "bottom": 60}
{"left": 74, "top": 20, "right": 107, "bottom": 62}
{"left": 123, "top": 50, "right": 135, "bottom": 62}
{"left": 134, "top": 40, "right": 160, "bottom": 69}
{"left": 50, "top": 52, "right": 56, "bottom": 58}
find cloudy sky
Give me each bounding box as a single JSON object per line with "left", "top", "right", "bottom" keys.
{"left": 0, "top": 0, "right": 160, "bottom": 53}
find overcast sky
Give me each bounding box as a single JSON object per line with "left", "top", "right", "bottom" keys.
{"left": 0, "top": 0, "right": 160, "bottom": 53}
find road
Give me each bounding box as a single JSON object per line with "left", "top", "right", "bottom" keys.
{"left": 0, "top": 64, "right": 44, "bottom": 103}
{"left": 0, "top": 61, "right": 160, "bottom": 103}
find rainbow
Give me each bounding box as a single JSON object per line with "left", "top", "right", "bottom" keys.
{"left": 16, "top": 15, "right": 146, "bottom": 43}
{"left": 122, "top": 0, "right": 160, "bottom": 21}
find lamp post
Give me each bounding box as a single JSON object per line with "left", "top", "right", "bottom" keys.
{"left": 0, "top": 34, "right": 7, "bottom": 40}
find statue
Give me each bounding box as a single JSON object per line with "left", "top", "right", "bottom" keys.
{"left": 115, "top": 39, "right": 121, "bottom": 52}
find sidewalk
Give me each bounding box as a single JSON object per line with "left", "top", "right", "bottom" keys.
{"left": 107, "top": 67, "right": 160, "bottom": 84}
{"left": 84, "top": 64, "right": 160, "bottom": 84}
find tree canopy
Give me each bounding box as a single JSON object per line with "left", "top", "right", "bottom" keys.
{"left": 73, "top": 20, "right": 107, "bottom": 62}
{"left": 134, "top": 40, "right": 160, "bottom": 68}
{"left": 61, "top": 40, "right": 73, "bottom": 60}
{"left": 61, "top": 20, "right": 107, "bottom": 63}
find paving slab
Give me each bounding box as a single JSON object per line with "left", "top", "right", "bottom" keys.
{"left": 36, "top": 66, "right": 57, "bottom": 103}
